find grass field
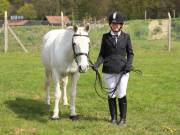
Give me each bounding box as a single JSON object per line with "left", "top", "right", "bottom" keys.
{"left": 0, "top": 20, "right": 179, "bottom": 135}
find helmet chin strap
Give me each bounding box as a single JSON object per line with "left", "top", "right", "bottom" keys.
{"left": 112, "top": 30, "right": 120, "bottom": 33}
{"left": 110, "top": 25, "right": 122, "bottom": 33}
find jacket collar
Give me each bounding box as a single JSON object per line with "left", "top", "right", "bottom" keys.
{"left": 108, "top": 31, "right": 125, "bottom": 47}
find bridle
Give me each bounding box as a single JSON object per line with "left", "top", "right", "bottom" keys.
{"left": 72, "top": 34, "right": 90, "bottom": 72}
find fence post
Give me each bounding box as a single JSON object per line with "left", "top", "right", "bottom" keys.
{"left": 72, "top": 11, "right": 75, "bottom": 25}
{"left": 168, "top": 12, "right": 172, "bottom": 52}
{"left": 61, "top": 11, "right": 64, "bottom": 28}
{"left": 4, "top": 11, "right": 8, "bottom": 53}
{"left": 173, "top": 9, "right": 175, "bottom": 18}
{"left": 8, "top": 26, "right": 28, "bottom": 53}
{"left": 2, "top": 11, "right": 28, "bottom": 53}
{"left": 145, "top": 10, "right": 147, "bottom": 21}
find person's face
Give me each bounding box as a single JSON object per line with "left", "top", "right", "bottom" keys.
{"left": 110, "top": 23, "right": 123, "bottom": 32}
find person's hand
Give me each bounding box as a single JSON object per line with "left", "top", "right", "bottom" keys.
{"left": 93, "top": 56, "right": 103, "bottom": 71}
{"left": 124, "top": 64, "right": 132, "bottom": 73}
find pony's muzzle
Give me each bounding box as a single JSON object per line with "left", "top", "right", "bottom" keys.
{"left": 79, "top": 65, "right": 89, "bottom": 73}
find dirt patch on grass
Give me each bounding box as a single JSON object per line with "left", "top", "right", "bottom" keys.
{"left": 148, "top": 20, "right": 168, "bottom": 40}
{"left": 14, "top": 128, "right": 37, "bottom": 135}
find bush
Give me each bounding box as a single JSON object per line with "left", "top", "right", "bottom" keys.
{"left": 134, "top": 28, "right": 148, "bottom": 39}
{"left": 152, "top": 26, "right": 162, "bottom": 35}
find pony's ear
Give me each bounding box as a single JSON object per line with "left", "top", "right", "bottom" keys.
{"left": 73, "top": 25, "right": 78, "bottom": 32}
{"left": 84, "top": 24, "right": 90, "bottom": 32}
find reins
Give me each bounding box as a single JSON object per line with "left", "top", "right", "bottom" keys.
{"left": 89, "top": 60, "right": 125, "bottom": 99}
{"left": 89, "top": 59, "right": 142, "bottom": 100}
{"left": 89, "top": 60, "right": 106, "bottom": 99}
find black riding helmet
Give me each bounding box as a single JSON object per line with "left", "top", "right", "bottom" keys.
{"left": 108, "top": 12, "right": 124, "bottom": 25}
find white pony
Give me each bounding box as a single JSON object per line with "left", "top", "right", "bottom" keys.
{"left": 41, "top": 25, "right": 90, "bottom": 120}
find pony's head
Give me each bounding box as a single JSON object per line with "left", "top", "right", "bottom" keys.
{"left": 72, "top": 24, "right": 90, "bottom": 73}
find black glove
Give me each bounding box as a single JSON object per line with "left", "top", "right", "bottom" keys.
{"left": 92, "top": 64, "right": 98, "bottom": 71}
{"left": 92, "top": 56, "right": 104, "bottom": 71}
{"left": 124, "top": 64, "right": 133, "bottom": 73}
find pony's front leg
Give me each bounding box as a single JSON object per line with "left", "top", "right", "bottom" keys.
{"left": 52, "top": 69, "right": 61, "bottom": 119}
{"left": 70, "top": 72, "right": 80, "bottom": 120}
{"left": 62, "top": 76, "right": 69, "bottom": 105}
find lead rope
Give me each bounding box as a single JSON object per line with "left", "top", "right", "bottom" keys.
{"left": 89, "top": 60, "right": 106, "bottom": 99}
{"left": 89, "top": 59, "right": 142, "bottom": 100}
{"left": 89, "top": 60, "right": 126, "bottom": 99}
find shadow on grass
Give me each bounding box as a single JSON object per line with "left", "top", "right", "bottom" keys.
{"left": 5, "top": 97, "right": 49, "bottom": 123}
{"left": 78, "top": 114, "right": 108, "bottom": 122}
{"left": 5, "top": 97, "right": 108, "bottom": 123}
{"left": 59, "top": 113, "right": 108, "bottom": 122}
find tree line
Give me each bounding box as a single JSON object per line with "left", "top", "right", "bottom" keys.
{"left": 0, "top": 0, "right": 180, "bottom": 20}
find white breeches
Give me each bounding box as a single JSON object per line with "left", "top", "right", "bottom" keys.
{"left": 103, "top": 73, "right": 129, "bottom": 98}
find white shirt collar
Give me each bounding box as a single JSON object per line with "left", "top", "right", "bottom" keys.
{"left": 110, "top": 31, "right": 121, "bottom": 36}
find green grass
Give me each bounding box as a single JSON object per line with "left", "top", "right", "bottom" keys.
{"left": 0, "top": 21, "right": 180, "bottom": 135}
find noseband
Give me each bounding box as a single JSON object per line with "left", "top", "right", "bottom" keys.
{"left": 72, "top": 34, "right": 89, "bottom": 71}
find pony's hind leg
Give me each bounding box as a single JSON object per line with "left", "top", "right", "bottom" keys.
{"left": 44, "top": 69, "right": 51, "bottom": 105}
{"left": 62, "top": 76, "right": 69, "bottom": 105}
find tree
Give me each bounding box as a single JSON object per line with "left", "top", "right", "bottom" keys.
{"left": 0, "top": 0, "right": 10, "bottom": 18}
{"left": 77, "top": 0, "right": 110, "bottom": 20}
{"left": 16, "top": 3, "right": 37, "bottom": 19}
{"left": 34, "top": 0, "right": 60, "bottom": 19}
{"left": 5, "top": 0, "right": 180, "bottom": 20}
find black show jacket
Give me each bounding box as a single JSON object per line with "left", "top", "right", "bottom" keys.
{"left": 97, "top": 31, "right": 134, "bottom": 74}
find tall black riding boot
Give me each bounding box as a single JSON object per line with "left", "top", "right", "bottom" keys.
{"left": 108, "top": 97, "right": 117, "bottom": 124}
{"left": 118, "top": 96, "right": 127, "bottom": 126}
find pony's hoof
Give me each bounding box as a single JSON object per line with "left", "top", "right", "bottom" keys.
{"left": 51, "top": 115, "right": 60, "bottom": 120}
{"left": 50, "top": 117, "right": 60, "bottom": 120}
{"left": 70, "top": 115, "right": 78, "bottom": 121}
{"left": 45, "top": 98, "right": 50, "bottom": 105}
{"left": 45, "top": 101, "right": 50, "bottom": 106}
{"left": 63, "top": 102, "right": 69, "bottom": 106}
